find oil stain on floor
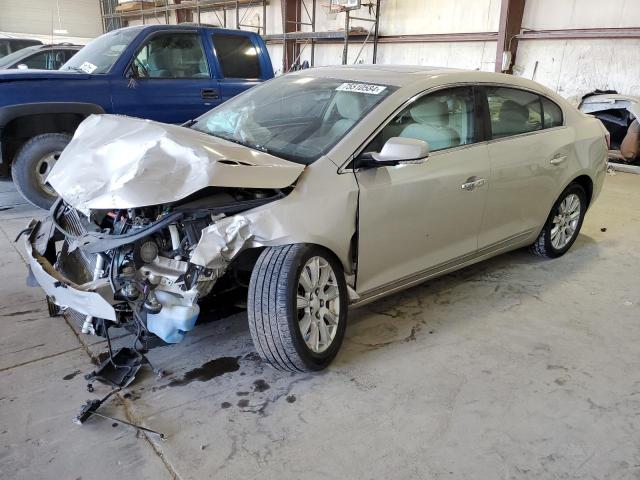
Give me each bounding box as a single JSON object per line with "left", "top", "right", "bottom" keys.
{"left": 168, "top": 357, "right": 240, "bottom": 387}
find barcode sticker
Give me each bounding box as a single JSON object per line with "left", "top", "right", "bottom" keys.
{"left": 336, "top": 83, "right": 387, "bottom": 95}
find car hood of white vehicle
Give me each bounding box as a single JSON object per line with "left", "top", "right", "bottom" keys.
{"left": 47, "top": 114, "right": 306, "bottom": 211}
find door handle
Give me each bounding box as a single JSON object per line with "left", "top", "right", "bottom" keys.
{"left": 550, "top": 154, "right": 567, "bottom": 165}
{"left": 201, "top": 88, "right": 219, "bottom": 100}
{"left": 461, "top": 177, "right": 486, "bottom": 191}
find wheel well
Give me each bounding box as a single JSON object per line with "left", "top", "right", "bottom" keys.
{"left": 571, "top": 175, "right": 594, "bottom": 208}
{"left": 1, "top": 113, "right": 84, "bottom": 169}
{"left": 229, "top": 243, "right": 347, "bottom": 284}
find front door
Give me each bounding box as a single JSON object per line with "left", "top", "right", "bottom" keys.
{"left": 355, "top": 86, "right": 490, "bottom": 294}
{"left": 110, "top": 30, "right": 221, "bottom": 124}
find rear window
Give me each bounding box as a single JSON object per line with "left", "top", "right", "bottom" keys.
{"left": 486, "top": 86, "right": 542, "bottom": 139}
{"left": 542, "top": 97, "right": 563, "bottom": 128}
{"left": 212, "top": 34, "right": 261, "bottom": 79}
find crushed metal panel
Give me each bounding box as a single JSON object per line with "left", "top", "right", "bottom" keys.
{"left": 24, "top": 220, "right": 117, "bottom": 321}
{"left": 191, "top": 161, "right": 359, "bottom": 276}
{"left": 47, "top": 115, "right": 306, "bottom": 211}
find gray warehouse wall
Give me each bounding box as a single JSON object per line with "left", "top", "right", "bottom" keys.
{"left": 0, "top": 0, "right": 102, "bottom": 39}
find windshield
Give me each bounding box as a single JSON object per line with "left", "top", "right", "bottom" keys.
{"left": 191, "top": 75, "right": 395, "bottom": 164}
{"left": 60, "top": 28, "right": 139, "bottom": 74}
{"left": 0, "top": 46, "right": 37, "bottom": 68}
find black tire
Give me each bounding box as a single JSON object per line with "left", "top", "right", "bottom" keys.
{"left": 11, "top": 133, "right": 71, "bottom": 210}
{"left": 247, "top": 244, "right": 348, "bottom": 372}
{"left": 530, "top": 183, "right": 587, "bottom": 258}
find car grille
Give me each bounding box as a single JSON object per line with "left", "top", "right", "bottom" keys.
{"left": 58, "top": 205, "right": 86, "bottom": 237}
{"left": 56, "top": 206, "right": 98, "bottom": 285}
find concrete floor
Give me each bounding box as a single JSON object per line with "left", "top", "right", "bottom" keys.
{"left": 1, "top": 173, "right": 639, "bottom": 480}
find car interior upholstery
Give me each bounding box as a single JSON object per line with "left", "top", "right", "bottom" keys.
{"left": 400, "top": 98, "right": 461, "bottom": 151}
{"left": 491, "top": 100, "right": 532, "bottom": 138}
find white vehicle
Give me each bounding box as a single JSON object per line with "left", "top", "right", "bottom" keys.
{"left": 24, "top": 66, "right": 607, "bottom": 373}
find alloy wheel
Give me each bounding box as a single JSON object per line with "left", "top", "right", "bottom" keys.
{"left": 551, "top": 193, "right": 581, "bottom": 250}
{"left": 296, "top": 256, "right": 341, "bottom": 353}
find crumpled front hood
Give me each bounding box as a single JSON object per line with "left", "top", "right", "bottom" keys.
{"left": 48, "top": 114, "right": 306, "bottom": 211}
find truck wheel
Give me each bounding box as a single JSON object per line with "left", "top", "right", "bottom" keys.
{"left": 11, "top": 133, "right": 71, "bottom": 210}
{"left": 247, "top": 244, "right": 348, "bottom": 372}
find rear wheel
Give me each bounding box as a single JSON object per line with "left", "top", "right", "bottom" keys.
{"left": 247, "top": 244, "right": 348, "bottom": 372}
{"left": 11, "top": 133, "right": 71, "bottom": 210}
{"left": 530, "top": 183, "right": 587, "bottom": 258}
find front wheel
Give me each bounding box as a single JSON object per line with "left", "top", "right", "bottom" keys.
{"left": 530, "top": 183, "right": 587, "bottom": 258}
{"left": 247, "top": 244, "right": 348, "bottom": 372}
{"left": 11, "top": 133, "right": 71, "bottom": 210}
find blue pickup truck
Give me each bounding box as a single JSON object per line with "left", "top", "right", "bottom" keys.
{"left": 0, "top": 25, "right": 274, "bottom": 208}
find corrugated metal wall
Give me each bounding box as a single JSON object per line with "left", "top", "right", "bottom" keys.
{"left": 1, "top": 0, "right": 635, "bottom": 100}
{"left": 0, "top": 0, "right": 102, "bottom": 39}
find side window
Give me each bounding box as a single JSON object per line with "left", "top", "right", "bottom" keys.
{"left": 542, "top": 97, "right": 563, "bottom": 128}
{"left": 132, "top": 32, "right": 209, "bottom": 79}
{"left": 486, "top": 87, "right": 542, "bottom": 139}
{"left": 212, "top": 34, "right": 261, "bottom": 79}
{"left": 50, "top": 50, "right": 67, "bottom": 69}
{"left": 365, "top": 87, "right": 476, "bottom": 154}
{"left": 21, "top": 51, "right": 49, "bottom": 69}
{"left": 63, "top": 49, "right": 77, "bottom": 62}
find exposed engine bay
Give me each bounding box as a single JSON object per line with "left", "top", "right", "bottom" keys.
{"left": 39, "top": 186, "right": 286, "bottom": 344}
{"left": 20, "top": 111, "right": 358, "bottom": 429}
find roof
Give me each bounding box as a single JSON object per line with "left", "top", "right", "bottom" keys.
{"left": 0, "top": 37, "right": 42, "bottom": 43}
{"left": 4, "top": 44, "right": 81, "bottom": 56}
{"left": 287, "top": 65, "right": 547, "bottom": 90}
{"left": 115, "top": 24, "right": 261, "bottom": 35}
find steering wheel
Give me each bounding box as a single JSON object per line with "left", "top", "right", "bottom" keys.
{"left": 133, "top": 57, "right": 149, "bottom": 78}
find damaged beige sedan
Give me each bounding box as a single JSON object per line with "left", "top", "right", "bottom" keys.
{"left": 24, "top": 66, "right": 607, "bottom": 373}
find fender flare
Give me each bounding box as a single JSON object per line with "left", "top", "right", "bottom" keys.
{"left": 0, "top": 102, "right": 106, "bottom": 129}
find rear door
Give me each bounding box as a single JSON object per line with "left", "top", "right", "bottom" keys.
{"left": 209, "top": 32, "right": 268, "bottom": 102}
{"left": 110, "top": 29, "right": 221, "bottom": 123}
{"left": 355, "top": 86, "right": 491, "bottom": 294}
{"left": 478, "top": 85, "right": 571, "bottom": 249}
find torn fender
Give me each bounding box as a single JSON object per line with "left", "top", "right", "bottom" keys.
{"left": 190, "top": 161, "right": 360, "bottom": 277}
{"left": 47, "top": 114, "right": 306, "bottom": 211}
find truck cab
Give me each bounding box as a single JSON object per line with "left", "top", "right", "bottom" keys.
{"left": 0, "top": 25, "right": 274, "bottom": 209}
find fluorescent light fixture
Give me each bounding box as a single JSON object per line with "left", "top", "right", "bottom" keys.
{"left": 53, "top": 29, "right": 68, "bottom": 35}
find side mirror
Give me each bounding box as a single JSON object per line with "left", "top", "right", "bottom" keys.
{"left": 17, "top": 64, "right": 29, "bottom": 70}
{"left": 371, "top": 137, "right": 429, "bottom": 166}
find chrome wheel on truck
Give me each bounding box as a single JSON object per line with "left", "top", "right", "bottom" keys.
{"left": 11, "top": 133, "right": 71, "bottom": 210}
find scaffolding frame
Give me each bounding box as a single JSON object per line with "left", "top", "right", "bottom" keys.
{"left": 99, "top": 0, "right": 381, "bottom": 69}
{"left": 100, "top": 1, "right": 268, "bottom": 33}
{"left": 262, "top": 0, "right": 380, "bottom": 70}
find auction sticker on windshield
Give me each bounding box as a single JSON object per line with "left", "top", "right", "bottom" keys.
{"left": 336, "top": 83, "right": 387, "bottom": 95}
{"left": 79, "top": 61, "right": 98, "bottom": 74}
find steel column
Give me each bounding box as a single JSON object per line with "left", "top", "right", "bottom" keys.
{"left": 495, "top": 0, "right": 526, "bottom": 73}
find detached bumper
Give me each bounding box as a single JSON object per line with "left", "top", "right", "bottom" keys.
{"left": 24, "top": 219, "right": 116, "bottom": 321}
